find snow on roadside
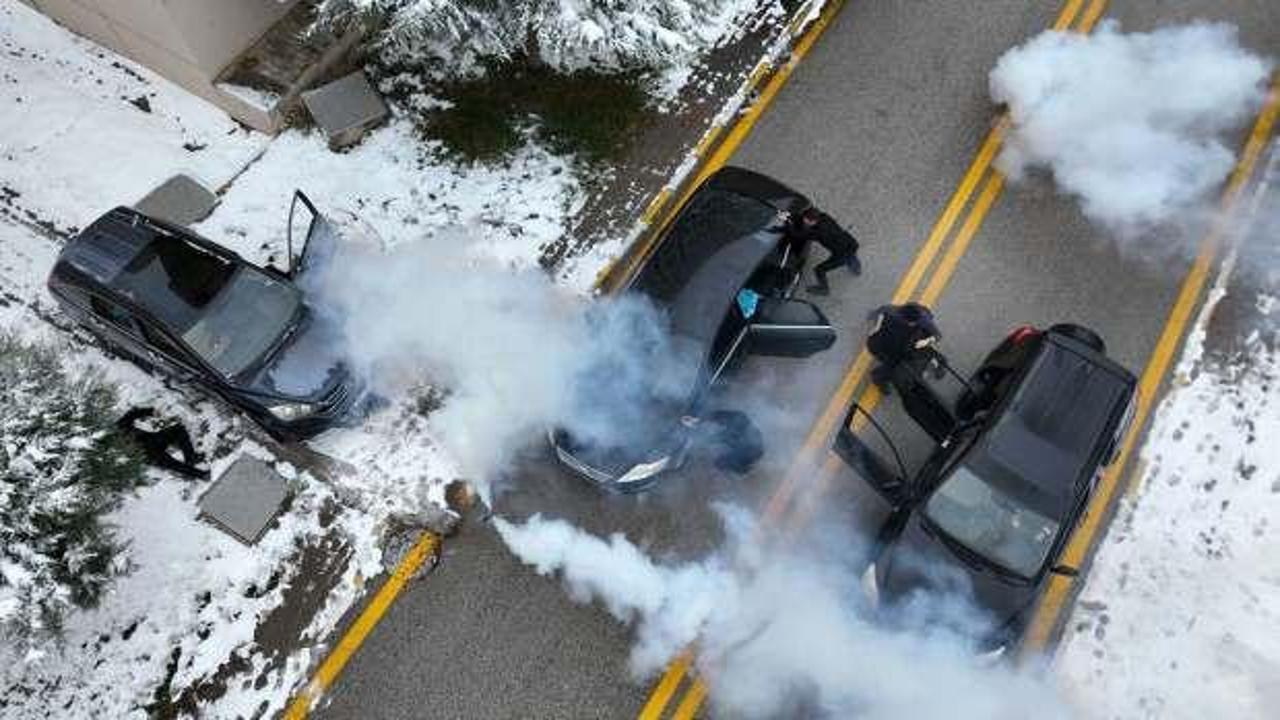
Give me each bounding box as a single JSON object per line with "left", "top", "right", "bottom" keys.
{"left": 193, "top": 121, "right": 582, "bottom": 278}
{"left": 0, "top": 455, "right": 382, "bottom": 720}
{"left": 1055, "top": 308, "right": 1280, "bottom": 717}
{"left": 0, "top": 1, "right": 265, "bottom": 234}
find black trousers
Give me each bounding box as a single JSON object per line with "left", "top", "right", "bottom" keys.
{"left": 117, "top": 407, "right": 206, "bottom": 479}
{"left": 812, "top": 250, "right": 862, "bottom": 287}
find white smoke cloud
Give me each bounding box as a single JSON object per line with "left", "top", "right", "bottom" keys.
{"left": 297, "top": 226, "right": 699, "bottom": 490}
{"left": 991, "top": 21, "right": 1272, "bottom": 238}
{"left": 496, "top": 509, "right": 1072, "bottom": 719}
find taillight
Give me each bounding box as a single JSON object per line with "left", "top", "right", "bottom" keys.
{"left": 1008, "top": 325, "right": 1039, "bottom": 345}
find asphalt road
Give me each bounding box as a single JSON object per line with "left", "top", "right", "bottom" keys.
{"left": 317, "top": 2, "right": 1280, "bottom": 718}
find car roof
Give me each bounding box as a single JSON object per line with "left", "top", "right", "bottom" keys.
{"left": 58, "top": 207, "right": 153, "bottom": 285}
{"left": 60, "top": 207, "right": 245, "bottom": 331}
{"left": 969, "top": 336, "right": 1135, "bottom": 516}
{"left": 630, "top": 167, "right": 807, "bottom": 348}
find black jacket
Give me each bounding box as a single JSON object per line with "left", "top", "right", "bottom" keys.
{"left": 867, "top": 303, "right": 940, "bottom": 366}
{"left": 789, "top": 211, "right": 859, "bottom": 256}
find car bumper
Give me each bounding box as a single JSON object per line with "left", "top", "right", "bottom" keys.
{"left": 548, "top": 429, "right": 682, "bottom": 493}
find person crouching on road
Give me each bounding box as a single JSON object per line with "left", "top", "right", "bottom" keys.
{"left": 866, "top": 302, "right": 941, "bottom": 391}
{"left": 787, "top": 206, "right": 861, "bottom": 296}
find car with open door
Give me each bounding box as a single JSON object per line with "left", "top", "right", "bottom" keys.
{"left": 837, "top": 323, "right": 1137, "bottom": 656}
{"left": 550, "top": 167, "right": 837, "bottom": 492}
{"left": 46, "top": 191, "right": 356, "bottom": 440}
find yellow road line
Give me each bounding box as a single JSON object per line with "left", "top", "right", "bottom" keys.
{"left": 920, "top": 173, "right": 1006, "bottom": 306}
{"left": 672, "top": 679, "right": 709, "bottom": 720}
{"left": 283, "top": 533, "right": 439, "bottom": 719}
{"left": 641, "top": 188, "right": 674, "bottom": 225}
{"left": 1020, "top": 76, "right": 1280, "bottom": 655}
{"left": 637, "top": 652, "right": 693, "bottom": 720}
{"left": 659, "top": 1, "right": 1112, "bottom": 714}
{"left": 608, "top": 0, "right": 850, "bottom": 293}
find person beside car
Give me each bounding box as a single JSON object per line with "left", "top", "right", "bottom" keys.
{"left": 785, "top": 207, "right": 862, "bottom": 295}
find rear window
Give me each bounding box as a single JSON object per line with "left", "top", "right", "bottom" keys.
{"left": 634, "top": 188, "right": 777, "bottom": 303}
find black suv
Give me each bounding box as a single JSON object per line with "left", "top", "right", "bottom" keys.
{"left": 46, "top": 192, "right": 356, "bottom": 439}
{"left": 551, "top": 167, "right": 838, "bottom": 491}
{"left": 839, "top": 324, "right": 1137, "bottom": 656}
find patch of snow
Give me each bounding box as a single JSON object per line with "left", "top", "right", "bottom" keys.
{"left": 1056, "top": 146, "right": 1280, "bottom": 718}
{"left": 192, "top": 122, "right": 581, "bottom": 276}
{"left": 0, "top": 463, "right": 382, "bottom": 720}
{"left": 0, "top": 1, "right": 266, "bottom": 234}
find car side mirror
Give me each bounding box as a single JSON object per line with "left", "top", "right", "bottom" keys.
{"left": 1051, "top": 564, "right": 1079, "bottom": 577}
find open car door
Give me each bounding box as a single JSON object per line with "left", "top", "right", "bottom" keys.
{"left": 834, "top": 404, "right": 912, "bottom": 508}
{"left": 747, "top": 297, "right": 837, "bottom": 357}
{"left": 286, "top": 190, "right": 339, "bottom": 278}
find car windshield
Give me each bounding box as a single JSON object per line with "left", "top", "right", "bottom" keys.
{"left": 922, "top": 465, "right": 1060, "bottom": 578}
{"left": 182, "top": 267, "right": 301, "bottom": 377}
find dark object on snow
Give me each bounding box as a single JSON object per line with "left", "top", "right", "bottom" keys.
{"left": 886, "top": 352, "right": 955, "bottom": 444}
{"left": 301, "top": 71, "right": 388, "bottom": 150}
{"left": 115, "top": 407, "right": 206, "bottom": 479}
{"left": 838, "top": 323, "right": 1137, "bottom": 655}
{"left": 47, "top": 192, "right": 359, "bottom": 440}
{"left": 706, "top": 410, "right": 764, "bottom": 474}
{"left": 866, "top": 302, "right": 941, "bottom": 389}
{"left": 550, "top": 167, "right": 836, "bottom": 492}
{"left": 786, "top": 207, "right": 861, "bottom": 295}
{"left": 197, "top": 455, "right": 290, "bottom": 545}
{"left": 134, "top": 174, "right": 218, "bottom": 226}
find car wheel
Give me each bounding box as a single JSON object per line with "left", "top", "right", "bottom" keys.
{"left": 1050, "top": 323, "right": 1106, "bottom": 354}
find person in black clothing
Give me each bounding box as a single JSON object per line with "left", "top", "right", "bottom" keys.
{"left": 865, "top": 303, "right": 954, "bottom": 440}
{"left": 866, "top": 302, "right": 942, "bottom": 390}
{"left": 787, "top": 207, "right": 861, "bottom": 296}
{"left": 116, "top": 407, "right": 207, "bottom": 479}
{"left": 681, "top": 409, "right": 765, "bottom": 474}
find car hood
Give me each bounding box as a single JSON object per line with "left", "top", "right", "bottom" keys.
{"left": 243, "top": 308, "right": 349, "bottom": 402}
{"left": 880, "top": 515, "right": 1037, "bottom": 641}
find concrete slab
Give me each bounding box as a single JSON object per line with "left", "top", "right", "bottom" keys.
{"left": 134, "top": 174, "right": 218, "bottom": 225}
{"left": 198, "top": 455, "right": 290, "bottom": 545}
{"left": 301, "top": 71, "right": 387, "bottom": 149}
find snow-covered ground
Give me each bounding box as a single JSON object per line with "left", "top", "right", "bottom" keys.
{"left": 0, "top": 0, "right": 592, "bottom": 716}
{"left": 1056, "top": 150, "right": 1280, "bottom": 718}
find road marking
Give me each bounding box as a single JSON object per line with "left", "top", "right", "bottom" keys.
{"left": 644, "top": 1, "right": 1108, "bottom": 715}
{"left": 638, "top": 651, "right": 694, "bottom": 720}
{"left": 283, "top": 532, "right": 439, "bottom": 719}
{"left": 1019, "top": 76, "right": 1280, "bottom": 655}
{"left": 672, "top": 679, "right": 709, "bottom": 720}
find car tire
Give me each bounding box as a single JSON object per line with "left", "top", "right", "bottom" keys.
{"left": 1050, "top": 323, "right": 1106, "bottom": 354}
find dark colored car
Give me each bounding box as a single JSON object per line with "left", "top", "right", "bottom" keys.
{"left": 838, "top": 323, "right": 1137, "bottom": 656}
{"left": 46, "top": 191, "right": 356, "bottom": 440}
{"left": 551, "top": 167, "right": 838, "bottom": 491}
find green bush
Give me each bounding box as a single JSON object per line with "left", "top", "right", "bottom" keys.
{"left": 0, "top": 335, "right": 145, "bottom": 647}
{"left": 386, "top": 57, "right": 653, "bottom": 163}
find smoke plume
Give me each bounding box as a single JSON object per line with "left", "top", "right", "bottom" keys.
{"left": 496, "top": 509, "right": 1071, "bottom": 719}
{"left": 990, "top": 21, "right": 1272, "bottom": 239}
{"left": 299, "top": 226, "right": 699, "bottom": 489}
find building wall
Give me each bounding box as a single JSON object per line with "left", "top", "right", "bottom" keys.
{"left": 20, "top": 0, "right": 300, "bottom": 133}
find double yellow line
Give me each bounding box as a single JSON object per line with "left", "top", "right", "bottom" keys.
{"left": 639, "top": 1, "right": 1107, "bottom": 717}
